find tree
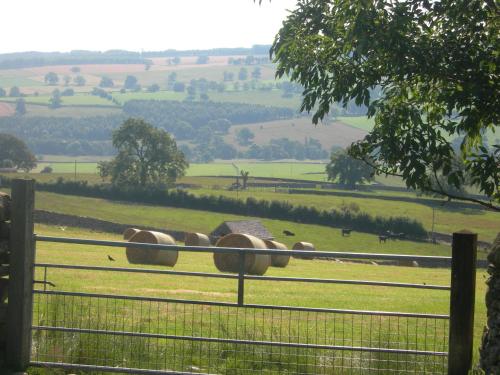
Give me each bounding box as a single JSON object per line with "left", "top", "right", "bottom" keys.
{"left": 15, "top": 98, "right": 26, "bottom": 115}
{"left": 271, "top": 0, "right": 499, "bottom": 210}
{"left": 173, "top": 82, "right": 185, "bottom": 92}
{"left": 236, "top": 127, "right": 254, "bottom": 146}
{"left": 251, "top": 67, "right": 261, "bottom": 80}
{"left": 44, "top": 72, "right": 59, "bottom": 85}
{"left": 74, "top": 75, "right": 86, "bottom": 86}
{"left": 124, "top": 75, "right": 138, "bottom": 90}
{"left": 326, "top": 149, "right": 374, "bottom": 189}
{"left": 238, "top": 67, "right": 248, "bottom": 81}
{"left": 99, "top": 76, "right": 114, "bottom": 88}
{"left": 196, "top": 55, "right": 209, "bottom": 64}
{"left": 0, "top": 87, "right": 5, "bottom": 97}
{"left": 145, "top": 60, "right": 152, "bottom": 71}
{"left": 240, "top": 170, "right": 250, "bottom": 189}
{"left": 9, "top": 86, "right": 21, "bottom": 97}
{"left": 172, "top": 56, "right": 181, "bottom": 65}
{"left": 98, "top": 118, "right": 188, "bottom": 187}
{"left": 0, "top": 133, "right": 36, "bottom": 171}
{"left": 63, "top": 75, "right": 71, "bottom": 86}
{"left": 49, "top": 89, "right": 62, "bottom": 109}
{"left": 70, "top": 66, "right": 81, "bottom": 73}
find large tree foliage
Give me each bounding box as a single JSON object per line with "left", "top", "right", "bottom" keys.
{"left": 270, "top": 0, "right": 499, "bottom": 210}
{"left": 326, "top": 149, "right": 374, "bottom": 188}
{"left": 0, "top": 133, "right": 36, "bottom": 171}
{"left": 98, "top": 118, "right": 188, "bottom": 187}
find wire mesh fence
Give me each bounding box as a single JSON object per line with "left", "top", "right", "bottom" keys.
{"left": 31, "top": 290, "right": 449, "bottom": 374}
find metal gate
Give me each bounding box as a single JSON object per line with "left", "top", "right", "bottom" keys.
{"left": 29, "top": 236, "right": 457, "bottom": 374}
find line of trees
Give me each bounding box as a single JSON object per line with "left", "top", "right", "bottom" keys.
{"left": 0, "top": 176, "right": 427, "bottom": 238}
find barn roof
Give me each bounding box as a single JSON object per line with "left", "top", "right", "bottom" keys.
{"left": 210, "top": 220, "right": 274, "bottom": 240}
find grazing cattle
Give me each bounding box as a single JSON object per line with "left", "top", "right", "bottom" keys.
{"left": 283, "top": 230, "right": 295, "bottom": 236}
{"left": 341, "top": 228, "right": 352, "bottom": 237}
{"left": 379, "top": 235, "right": 388, "bottom": 243}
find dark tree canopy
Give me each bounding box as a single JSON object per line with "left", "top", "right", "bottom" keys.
{"left": 98, "top": 118, "right": 188, "bottom": 187}
{"left": 0, "top": 133, "right": 36, "bottom": 171}
{"left": 326, "top": 149, "right": 374, "bottom": 189}
{"left": 271, "top": 0, "right": 499, "bottom": 210}
{"left": 44, "top": 72, "right": 59, "bottom": 85}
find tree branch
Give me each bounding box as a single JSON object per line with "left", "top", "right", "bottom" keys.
{"left": 357, "top": 156, "right": 500, "bottom": 212}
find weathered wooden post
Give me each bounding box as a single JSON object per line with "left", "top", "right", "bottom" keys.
{"left": 0, "top": 190, "right": 12, "bottom": 368}
{"left": 5, "top": 179, "right": 35, "bottom": 372}
{"left": 480, "top": 232, "right": 500, "bottom": 374}
{"left": 448, "top": 230, "right": 477, "bottom": 375}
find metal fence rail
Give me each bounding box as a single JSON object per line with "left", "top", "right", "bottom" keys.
{"left": 30, "top": 235, "right": 451, "bottom": 374}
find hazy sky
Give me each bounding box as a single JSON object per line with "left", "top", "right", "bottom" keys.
{"left": 2, "top": 0, "right": 297, "bottom": 53}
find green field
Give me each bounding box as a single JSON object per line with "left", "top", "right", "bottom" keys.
{"left": 30, "top": 224, "right": 488, "bottom": 371}
{"left": 1, "top": 93, "right": 117, "bottom": 106}
{"left": 28, "top": 191, "right": 452, "bottom": 257}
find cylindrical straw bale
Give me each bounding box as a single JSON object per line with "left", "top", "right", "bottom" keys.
{"left": 292, "top": 241, "right": 315, "bottom": 259}
{"left": 126, "top": 230, "right": 178, "bottom": 266}
{"left": 185, "top": 232, "right": 211, "bottom": 247}
{"left": 214, "top": 233, "right": 271, "bottom": 275}
{"left": 123, "top": 227, "right": 140, "bottom": 241}
{"left": 264, "top": 240, "right": 290, "bottom": 267}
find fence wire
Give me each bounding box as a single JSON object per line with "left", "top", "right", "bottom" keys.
{"left": 32, "top": 291, "right": 448, "bottom": 374}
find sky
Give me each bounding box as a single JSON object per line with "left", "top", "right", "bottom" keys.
{"left": 1, "top": 0, "right": 298, "bottom": 54}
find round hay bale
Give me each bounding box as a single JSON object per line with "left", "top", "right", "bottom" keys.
{"left": 126, "top": 231, "right": 178, "bottom": 267}
{"left": 214, "top": 233, "right": 271, "bottom": 275}
{"left": 264, "top": 240, "right": 290, "bottom": 267}
{"left": 292, "top": 241, "right": 315, "bottom": 259}
{"left": 123, "top": 227, "right": 140, "bottom": 241}
{"left": 185, "top": 232, "right": 211, "bottom": 247}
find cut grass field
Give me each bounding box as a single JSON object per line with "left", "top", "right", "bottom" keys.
{"left": 32, "top": 224, "right": 487, "bottom": 368}
{"left": 189, "top": 188, "right": 499, "bottom": 243}
{"left": 30, "top": 191, "right": 454, "bottom": 258}
{"left": 225, "top": 117, "right": 367, "bottom": 151}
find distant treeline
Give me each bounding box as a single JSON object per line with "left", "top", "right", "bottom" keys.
{"left": 0, "top": 100, "right": 295, "bottom": 155}
{"left": 0, "top": 177, "right": 427, "bottom": 238}
{"left": 122, "top": 100, "right": 294, "bottom": 140}
{"left": 0, "top": 50, "right": 150, "bottom": 70}
{"left": 0, "top": 46, "right": 271, "bottom": 70}
{"left": 141, "top": 45, "right": 271, "bottom": 57}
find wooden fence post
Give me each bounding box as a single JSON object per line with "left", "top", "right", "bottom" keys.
{"left": 6, "top": 179, "right": 35, "bottom": 372}
{"left": 0, "top": 191, "right": 12, "bottom": 369}
{"left": 448, "top": 230, "right": 477, "bottom": 375}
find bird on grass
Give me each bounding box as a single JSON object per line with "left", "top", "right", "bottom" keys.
{"left": 107, "top": 255, "right": 115, "bottom": 261}
{"left": 283, "top": 230, "right": 295, "bottom": 236}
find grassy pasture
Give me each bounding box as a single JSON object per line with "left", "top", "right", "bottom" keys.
{"left": 29, "top": 191, "right": 453, "bottom": 258}
{"left": 30, "top": 224, "right": 487, "bottom": 372}
{"left": 189, "top": 188, "right": 499, "bottom": 243}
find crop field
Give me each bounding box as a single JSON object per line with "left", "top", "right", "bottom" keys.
{"left": 0, "top": 102, "right": 14, "bottom": 116}
{"left": 226, "top": 117, "right": 367, "bottom": 151}
{"left": 30, "top": 224, "right": 487, "bottom": 371}
{"left": 24, "top": 104, "right": 122, "bottom": 117}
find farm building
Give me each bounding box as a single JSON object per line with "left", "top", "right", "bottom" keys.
{"left": 210, "top": 220, "right": 274, "bottom": 242}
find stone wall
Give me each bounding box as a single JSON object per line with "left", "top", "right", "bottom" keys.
{"left": 480, "top": 232, "right": 500, "bottom": 374}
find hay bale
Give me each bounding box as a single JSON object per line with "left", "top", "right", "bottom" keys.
{"left": 292, "top": 241, "right": 315, "bottom": 259}
{"left": 264, "top": 240, "right": 290, "bottom": 267}
{"left": 123, "top": 227, "right": 140, "bottom": 241}
{"left": 214, "top": 233, "right": 270, "bottom": 275}
{"left": 126, "top": 231, "right": 178, "bottom": 267}
{"left": 185, "top": 232, "right": 211, "bottom": 247}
